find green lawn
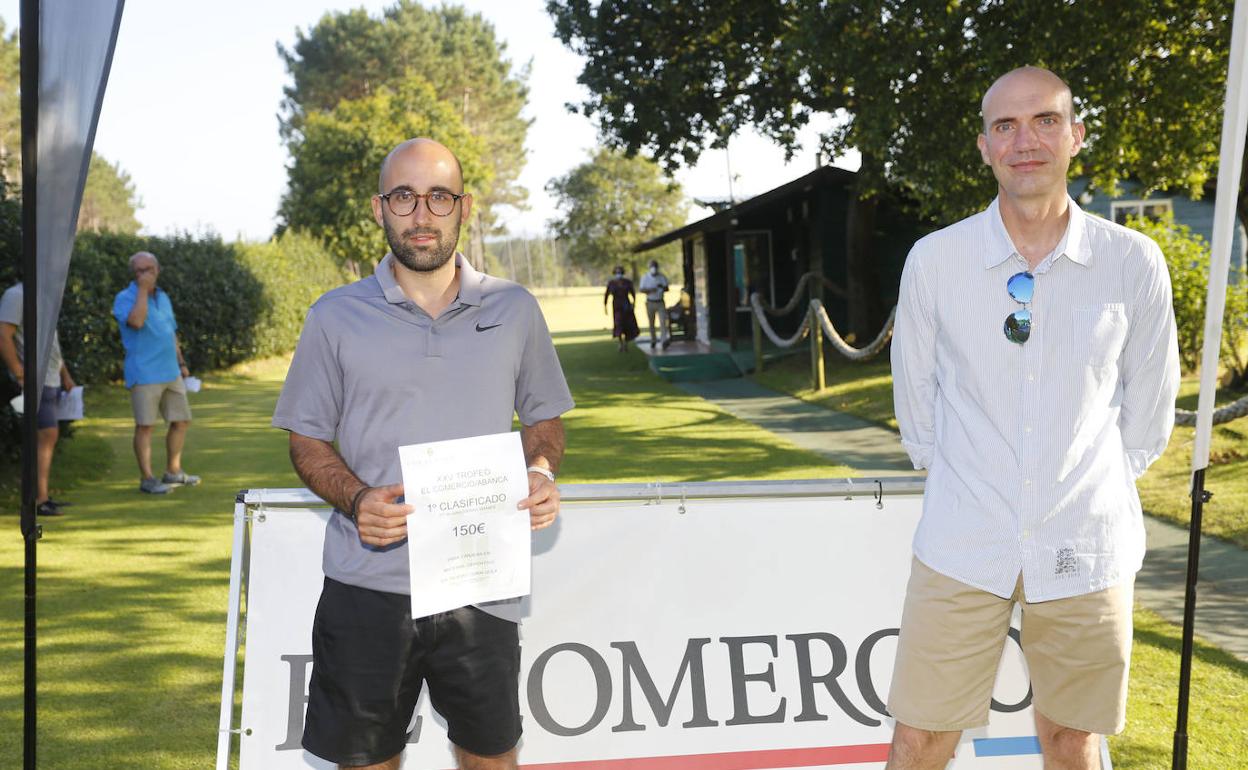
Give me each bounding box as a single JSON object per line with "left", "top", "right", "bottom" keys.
{"left": 1, "top": 290, "right": 1243, "bottom": 768}
{"left": 755, "top": 352, "right": 898, "bottom": 430}
{"left": 0, "top": 289, "right": 849, "bottom": 768}
{"left": 1137, "top": 380, "right": 1248, "bottom": 548}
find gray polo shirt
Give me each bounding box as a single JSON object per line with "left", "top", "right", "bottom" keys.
{"left": 272, "top": 253, "right": 574, "bottom": 621}
{"left": 0, "top": 283, "right": 65, "bottom": 389}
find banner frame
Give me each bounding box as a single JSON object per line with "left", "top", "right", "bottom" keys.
{"left": 226, "top": 477, "right": 1027, "bottom": 770}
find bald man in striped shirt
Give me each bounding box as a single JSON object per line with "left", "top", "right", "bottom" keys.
{"left": 886, "top": 67, "right": 1180, "bottom": 770}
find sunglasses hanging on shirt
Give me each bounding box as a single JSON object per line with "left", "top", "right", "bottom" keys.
{"left": 1004, "top": 271, "right": 1034, "bottom": 344}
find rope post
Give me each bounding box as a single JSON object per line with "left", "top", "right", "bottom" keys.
{"left": 752, "top": 303, "right": 764, "bottom": 374}
{"left": 809, "top": 301, "right": 825, "bottom": 391}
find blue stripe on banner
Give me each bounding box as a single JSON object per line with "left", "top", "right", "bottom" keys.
{"left": 973, "top": 736, "right": 1043, "bottom": 756}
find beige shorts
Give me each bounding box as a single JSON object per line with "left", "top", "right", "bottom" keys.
{"left": 887, "top": 557, "right": 1133, "bottom": 736}
{"left": 131, "top": 378, "right": 192, "bottom": 426}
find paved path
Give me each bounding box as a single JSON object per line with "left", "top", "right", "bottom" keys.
{"left": 1138, "top": 515, "right": 1248, "bottom": 660}
{"left": 675, "top": 378, "right": 916, "bottom": 475}
{"left": 680, "top": 377, "right": 1248, "bottom": 660}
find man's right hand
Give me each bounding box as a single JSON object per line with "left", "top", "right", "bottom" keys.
{"left": 353, "top": 483, "right": 412, "bottom": 547}
{"left": 137, "top": 271, "right": 156, "bottom": 292}
{"left": 9, "top": 363, "right": 22, "bottom": 385}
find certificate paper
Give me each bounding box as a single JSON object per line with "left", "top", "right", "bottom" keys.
{"left": 55, "top": 386, "right": 85, "bottom": 421}
{"left": 399, "top": 431, "right": 532, "bottom": 619}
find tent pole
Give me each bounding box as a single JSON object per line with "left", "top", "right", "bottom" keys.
{"left": 19, "top": 0, "right": 41, "bottom": 768}
{"left": 1170, "top": 469, "right": 1209, "bottom": 770}
{"left": 1172, "top": 1, "right": 1248, "bottom": 766}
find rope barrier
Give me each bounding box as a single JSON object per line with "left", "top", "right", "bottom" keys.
{"left": 750, "top": 274, "right": 1247, "bottom": 423}
{"left": 811, "top": 300, "right": 896, "bottom": 361}
{"left": 1174, "top": 394, "right": 1248, "bottom": 426}
{"left": 752, "top": 271, "right": 850, "bottom": 316}
{"left": 749, "top": 291, "right": 811, "bottom": 347}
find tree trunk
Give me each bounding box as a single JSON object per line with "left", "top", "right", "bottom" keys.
{"left": 845, "top": 172, "right": 885, "bottom": 342}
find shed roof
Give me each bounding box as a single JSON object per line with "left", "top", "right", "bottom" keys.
{"left": 633, "top": 165, "right": 857, "bottom": 253}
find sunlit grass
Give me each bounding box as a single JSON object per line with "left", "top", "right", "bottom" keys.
{"left": 754, "top": 351, "right": 898, "bottom": 429}
{"left": 1108, "top": 609, "right": 1248, "bottom": 767}
{"left": 0, "top": 288, "right": 848, "bottom": 768}
{"left": 4, "top": 288, "right": 1240, "bottom": 769}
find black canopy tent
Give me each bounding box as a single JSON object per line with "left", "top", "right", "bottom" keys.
{"left": 18, "top": 1, "right": 125, "bottom": 767}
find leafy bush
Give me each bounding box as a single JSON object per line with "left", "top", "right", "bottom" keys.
{"left": 60, "top": 232, "right": 264, "bottom": 382}
{"left": 0, "top": 211, "right": 346, "bottom": 458}
{"left": 1127, "top": 214, "right": 1248, "bottom": 384}
{"left": 236, "top": 230, "right": 350, "bottom": 359}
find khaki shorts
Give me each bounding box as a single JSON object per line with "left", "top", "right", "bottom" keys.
{"left": 131, "top": 378, "right": 192, "bottom": 426}
{"left": 887, "top": 557, "right": 1133, "bottom": 736}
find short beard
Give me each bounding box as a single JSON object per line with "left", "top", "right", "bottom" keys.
{"left": 384, "top": 216, "right": 459, "bottom": 273}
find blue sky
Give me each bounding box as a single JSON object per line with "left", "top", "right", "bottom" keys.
{"left": 1, "top": 0, "right": 852, "bottom": 241}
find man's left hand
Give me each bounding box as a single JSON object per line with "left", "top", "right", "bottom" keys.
{"left": 61, "top": 372, "right": 76, "bottom": 392}
{"left": 518, "top": 471, "right": 560, "bottom": 531}
{"left": 179, "top": 364, "right": 189, "bottom": 378}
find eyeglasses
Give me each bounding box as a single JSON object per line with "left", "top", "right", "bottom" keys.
{"left": 378, "top": 189, "right": 465, "bottom": 217}
{"left": 1004, "top": 271, "right": 1034, "bottom": 344}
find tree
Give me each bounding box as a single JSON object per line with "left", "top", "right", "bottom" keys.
{"left": 547, "top": 148, "right": 688, "bottom": 278}
{"left": 547, "top": 0, "right": 1235, "bottom": 338}
{"left": 76, "top": 152, "right": 141, "bottom": 234}
{"left": 278, "top": 78, "right": 488, "bottom": 274}
{"left": 0, "top": 19, "right": 20, "bottom": 184}
{"left": 278, "top": 1, "right": 531, "bottom": 228}
{"left": 0, "top": 23, "right": 146, "bottom": 242}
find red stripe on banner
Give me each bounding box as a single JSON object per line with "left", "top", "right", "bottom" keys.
{"left": 505, "top": 743, "right": 893, "bottom": 769}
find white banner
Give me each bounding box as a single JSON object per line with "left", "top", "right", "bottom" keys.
{"left": 233, "top": 493, "right": 1060, "bottom": 769}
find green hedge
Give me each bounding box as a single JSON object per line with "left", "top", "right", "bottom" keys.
{"left": 0, "top": 189, "right": 347, "bottom": 458}
{"left": 56, "top": 230, "right": 348, "bottom": 383}
{"left": 235, "top": 230, "right": 351, "bottom": 360}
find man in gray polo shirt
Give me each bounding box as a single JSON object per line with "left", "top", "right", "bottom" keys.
{"left": 273, "top": 137, "right": 573, "bottom": 770}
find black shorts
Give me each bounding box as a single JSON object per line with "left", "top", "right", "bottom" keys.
{"left": 36, "top": 386, "right": 58, "bottom": 430}
{"left": 302, "top": 578, "right": 522, "bottom": 766}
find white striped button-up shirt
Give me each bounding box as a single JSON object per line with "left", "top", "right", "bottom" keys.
{"left": 892, "top": 197, "right": 1180, "bottom": 602}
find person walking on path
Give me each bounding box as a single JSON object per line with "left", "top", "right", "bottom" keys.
{"left": 273, "top": 137, "right": 574, "bottom": 770}
{"left": 112, "top": 251, "right": 200, "bottom": 494}
{"left": 638, "top": 259, "right": 671, "bottom": 349}
{"left": 604, "top": 265, "right": 639, "bottom": 352}
{"left": 887, "top": 66, "right": 1180, "bottom": 769}
{"left": 0, "top": 280, "right": 76, "bottom": 515}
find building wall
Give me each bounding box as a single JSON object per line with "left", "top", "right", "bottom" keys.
{"left": 1068, "top": 178, "right": 1247, "bottom": 272}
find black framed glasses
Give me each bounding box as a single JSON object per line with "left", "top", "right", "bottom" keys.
{"left": 378, "top": 189, "right": 465, "bottom": 217}
{"left": 1004, "top": 271, "right": 1034, "bottom": 344}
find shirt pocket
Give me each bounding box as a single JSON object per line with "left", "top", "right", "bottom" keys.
{"left": 1071, "top": 304, "right": 1127, "bottom": 370}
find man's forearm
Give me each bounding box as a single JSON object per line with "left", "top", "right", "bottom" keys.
{"left": 289, "top": 432, "right": 367, "bottom": 512}
{"left": 521, "top": 417, "right": 565, "bottom": 473}
{"left": 126, "top": 289, "right": 149, "bottom": 329}
{"left": 0, "top": 326, "right": 20, "bottom": 378}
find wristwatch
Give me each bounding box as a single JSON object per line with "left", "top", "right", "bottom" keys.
{"left": 526, "top": 465, "right": 556, "bottom": 483}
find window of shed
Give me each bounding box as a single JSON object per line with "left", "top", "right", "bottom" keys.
{"left": 1111, "top": 199, "right": 1173, "bottom": 225}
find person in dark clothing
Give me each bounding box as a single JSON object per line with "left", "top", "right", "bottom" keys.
{"left": 603, "top": 266, "right": 639, "bottom": 352}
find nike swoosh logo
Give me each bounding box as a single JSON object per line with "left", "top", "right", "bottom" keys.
{"left": 476, "top": 323, "right": 502, "bottom": 332}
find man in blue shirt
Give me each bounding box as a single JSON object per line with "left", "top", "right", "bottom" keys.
{"left": 112, "top": 251, "right": 200, "bottom": 494}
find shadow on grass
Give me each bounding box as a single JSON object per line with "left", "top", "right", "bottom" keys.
{"left": 0, "top": 320, "right": 854, "bottom": 767}
{"left": 0, "top": 370, "right": 297, "bottom": 768}
{"left": 1109, "top": 610, "right": 1248, "bottom": 769}
{"left": 554, "top": 335, "right": 849, "bottom": 482}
